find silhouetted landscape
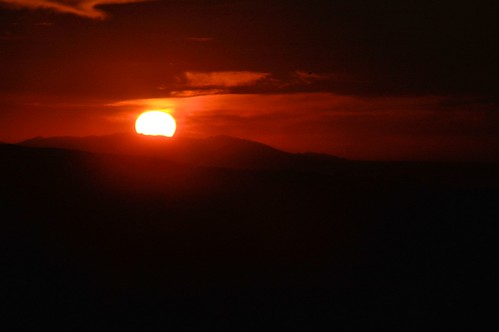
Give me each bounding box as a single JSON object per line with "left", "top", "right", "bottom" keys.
{"left": 20, "top": 133, "right": 347, "bottom": 171}
{"left": 2, "top": 0, "right": 499, "bottom": 330}
{"left": 2, "top": 136, "right": 498, "bottom": 330}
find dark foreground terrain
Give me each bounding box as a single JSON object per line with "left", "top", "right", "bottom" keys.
{"left": 1, "top": 138, "right": 498, "bottom": 330}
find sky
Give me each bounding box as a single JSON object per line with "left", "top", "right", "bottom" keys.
{"left": 1, "top": 0, "right": 498, "bottom": 161}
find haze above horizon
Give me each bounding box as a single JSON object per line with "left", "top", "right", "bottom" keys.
{"left": 1, "top": 1, "right": 498, "bottom": 161}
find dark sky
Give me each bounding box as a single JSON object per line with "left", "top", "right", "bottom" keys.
{"left": 1, "top": 0, "right": 498, "bottom": 160}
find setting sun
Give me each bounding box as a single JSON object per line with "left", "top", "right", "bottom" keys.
{"left": 135, "top": 111, "right": 176, "bottom": 137}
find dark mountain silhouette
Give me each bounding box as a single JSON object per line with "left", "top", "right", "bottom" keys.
{"left": 1, "top": 143, "right": 497, "bottom": 330}
{"left": 20, "top": 133, "right": 345, "bottom": 172}
{"left": 19, "top": 133, "right": 499, "bottom": 188}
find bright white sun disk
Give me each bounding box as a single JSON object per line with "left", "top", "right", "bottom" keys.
{"left": 135, "top": 111, "right": 176, "bottom": 137}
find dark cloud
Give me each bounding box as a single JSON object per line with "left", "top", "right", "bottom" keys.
{"left": 1, "top": 1, "right": 498, "bottom": 98}
{"left": 0, "top": 0, "right": 149, "bottom": 19}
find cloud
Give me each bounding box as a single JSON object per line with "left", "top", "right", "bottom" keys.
{"left": 266, "top": 70, "right": 356, "bottom": 89}
{"left": 179, "top": 70, "right": 341, "bottom": 92}
{"left": 169, "top": 89, "right": 226, "bottom": 97}
{"left": 0, "top": 0, "right": 149, "bottom": 19}
{"left": 183, "top": 71, "right": 271, "bottom": 88}
{"left": 294, "top": 70, "right": 333, "bottom": 83}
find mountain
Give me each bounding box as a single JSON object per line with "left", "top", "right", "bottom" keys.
{"left": 19, "top": 133, "right": 345, "bottom": 172}
{"left": 1, "top": 143, "right": 498, "bottom": 330}
{"left": 19, "top": 133, "right": 499, "bottom": 188}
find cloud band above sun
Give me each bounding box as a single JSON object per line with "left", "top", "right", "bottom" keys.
{"left": 183, "top": 71, "right": 271, "bottom": 88}
{"left": 0, "top": 0, "right": 149, "bottom": 19}
{"left": 171, "top": 70, "right": 339, "bottom": 96}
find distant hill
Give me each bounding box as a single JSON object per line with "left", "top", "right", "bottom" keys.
{"left": 18, "top": 133, "right": 499, "bottom": 187}
{"left": 19, "top": 133, "right": 346, "bottom": 172}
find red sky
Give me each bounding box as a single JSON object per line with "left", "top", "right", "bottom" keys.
{"left": 1, "top": 0, "right": 498, "bottom": 161}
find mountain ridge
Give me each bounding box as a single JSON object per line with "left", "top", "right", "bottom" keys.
{"left": 19, "top": 132, "right": 346, "bottom": 172}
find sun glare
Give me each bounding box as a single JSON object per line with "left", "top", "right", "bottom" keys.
{"left": 135, "top": 111, "right": 176, "bottom": 137}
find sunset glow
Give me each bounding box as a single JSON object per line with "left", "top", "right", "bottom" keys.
{"left": 135, "top": 111, "right": 176, "bottom": 137}
{"left": 0, "top": 1, "right": 498, "bottom": 161}
{"left": 2, "top": 2, "right": 497, "bottom": 328}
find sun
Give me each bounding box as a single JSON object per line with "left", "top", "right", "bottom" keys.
{"left": 135, "top": 110, "right": 176, "bottom": 137}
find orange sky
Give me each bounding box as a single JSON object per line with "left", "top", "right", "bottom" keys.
{"left": 1, "top": 1, "right": 498, "bottom": 161}
{"left": 2, "top": 91, "right": 498, "bottom": 161}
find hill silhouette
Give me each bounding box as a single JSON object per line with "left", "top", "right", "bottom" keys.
{"left": 1, "top": 142, "right": 497, "bottom": 330}
{"left": 20, "top": 133, "right": 345, "bottom": 172}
